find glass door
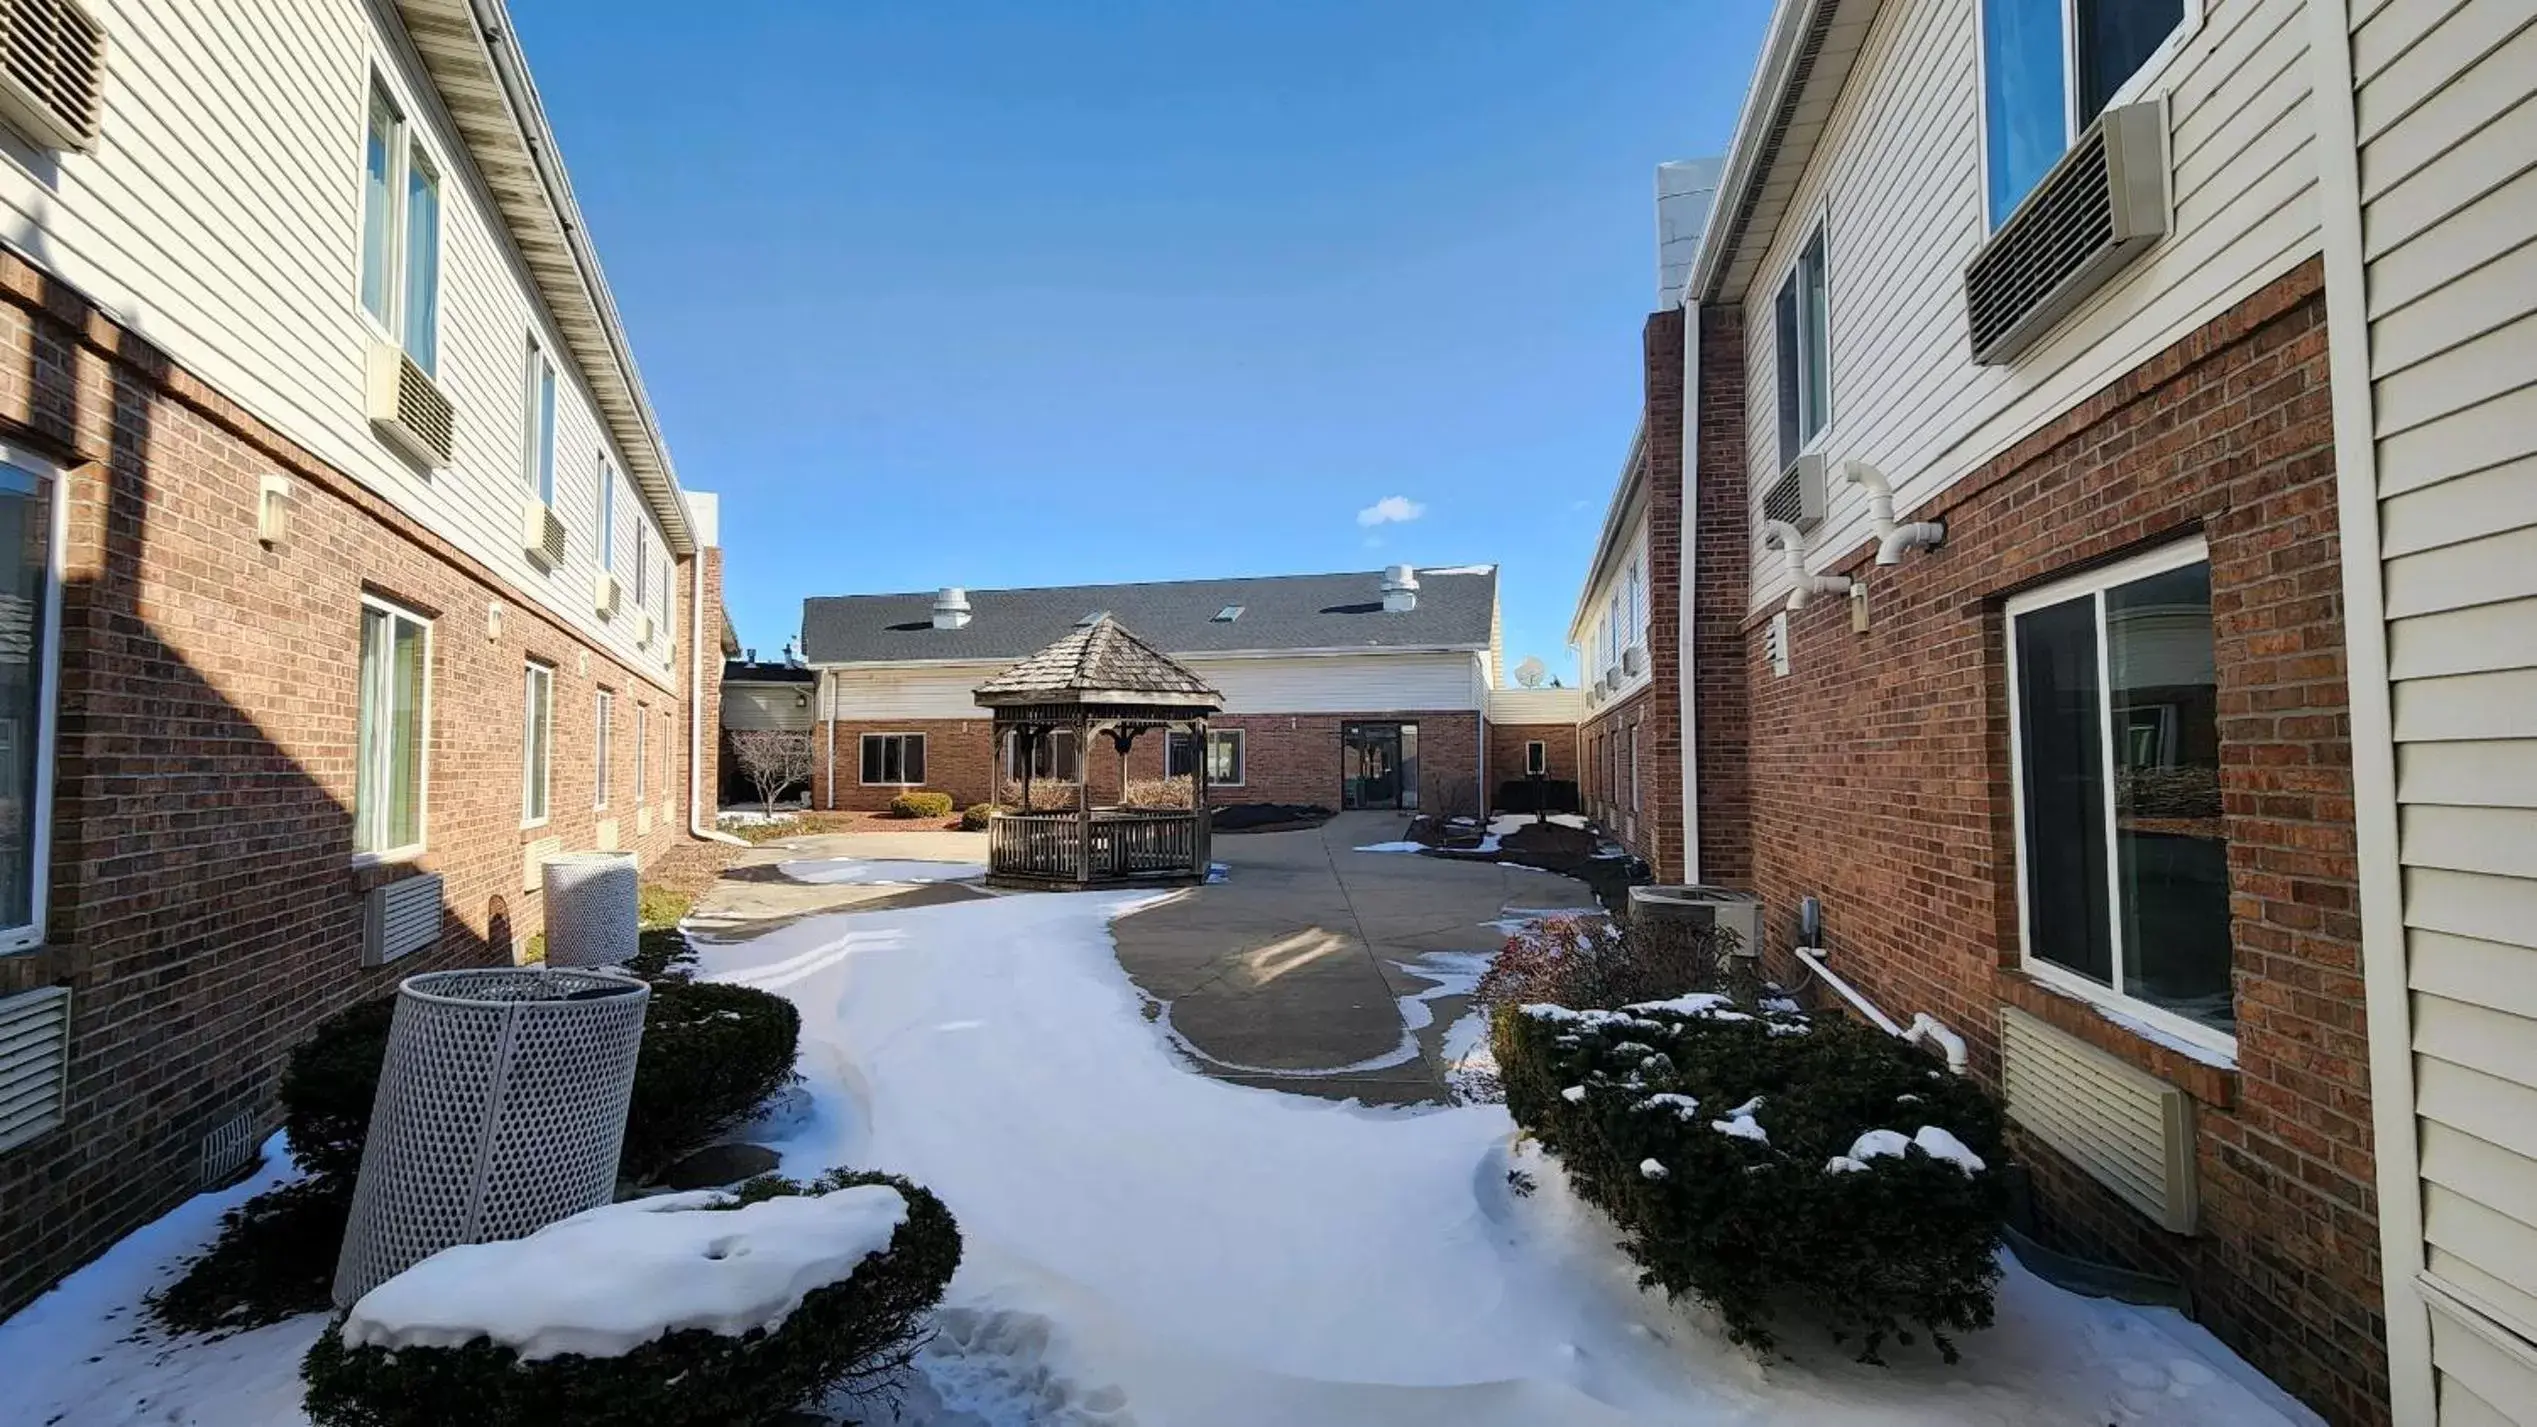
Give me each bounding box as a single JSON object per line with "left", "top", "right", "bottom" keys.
{"left": 1341, "top": 722, "right": 1418, "bottom": 810}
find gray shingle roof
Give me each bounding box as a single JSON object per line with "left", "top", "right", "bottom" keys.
{"left": 802, "top": 567, "right": 1497, "bottom": 665}
{"left": 974, "top": 617, "right": 1223, "bottom": 710}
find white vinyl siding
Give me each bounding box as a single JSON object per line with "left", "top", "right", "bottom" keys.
{"left": 1741, "top": 0, "right": 2319, "bottom": 610}
{"left": 2345, "top": 0, "right": 2537, "bottom": 1415}
{"left": 1580, "top": 514, "right": 1654, "bottom": 694}
{"left": 0, "top": 1, "right": 675, "bottom": 686}
{"left": 819, "top": 651, "right": 1491, "bottom": 722}
{"left": 723, "top": 682, "right": 815, "bottom": 733}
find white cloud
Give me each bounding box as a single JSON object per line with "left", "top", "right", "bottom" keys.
{"left": 1356, "top": 495, "right": 1425, "bottom": 527}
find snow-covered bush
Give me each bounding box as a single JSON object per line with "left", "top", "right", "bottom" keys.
{"left": 1473, "top": 914, "right": 1746, "bottom": 1016}
{"left": 301, "top": 1168, "right": 963, "bottom": 1427}
{"left": 887, "top": 790, "right": 956, "bottom": 819}
{"left": 619, "top": 980, "right": 801, "bottom": 1180}
{"left": 1496, "top": 996, "right": 2008, "bottom": 1362}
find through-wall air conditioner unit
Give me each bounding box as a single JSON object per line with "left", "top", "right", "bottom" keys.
{"left": 636, "top": 610, "right": 656, "bottom": 647}
{"left": 593, "top": 571, "right": 621, "bottom": 619}
{"left": 2000, "top": 1006, "right": 2198, "bottom": 1232}
{"left": 366, "top": 340, "right": 456, "bottom": 468}
{"left": 1763, "top": 451, "right": 1827, "bottom": 533}
{"left": 1967, "top": 101, "right": 2170, "bottom": 365}
{"left": 1623, "top": 645, "right": 1645, "bottom": 677}
{"left": 0, "top": 984, "right": 70, "bottom": 1155}
{"left": 519, "top": 495, "right": 566, "bottom": 570}
{"left": 362, "top": 873, "right": 443, "bottom": 968}
{"left": 0, "top": 0, "right": 105, "bottom": 153}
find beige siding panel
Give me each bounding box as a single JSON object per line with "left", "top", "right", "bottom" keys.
{"left": 2431, "top": 1301, "right": 2537, "bottom": 1426}
{"left": 822, "top": 664, "right": 1006, "bottom": 723}
{"left": 2378, "top": 383, "right": 2537, "bottom": 497}
{"left": 2384, "top": 529, "right": 2537, "bottom": 619}
{"left": 2387, "top": 601, "right": 2537, "bottom": 681}
{"left": 2415, "top": 1054, "right": 2537, "bottom": 1164}
{"left": 2356, "top": 0, "right": 2537, "bottom": 142}
{"left": 2412, "top": 930, "right": 2537, "bottom": 1021}
{"left": 2405, "top": 867, "right": 2537, "bottom": 955}
{"left": 723, "top": 685, "right": 814, "bottom": 734}
{"left": 2400, "top": 806, "right": 2537, "bottom": 879}
{"left": 2370, "top": 237, "right": 2537, "bottom": 377}
{"left": 2423, "top": 1122, "right": 2537, "bottom": 1234}
{"left": 1187, "top": 652, "right": 1488, "bottom": 715}
{"left": 2436, "top": 1372, "right": 2518, "bottom": 1427}
{"left": 1739, "top": 0, "right": 2321, "bottom": 611}
{"left": 2430, "top": 1249, "right": 2537, "bottom": 1359}
{"left": 2352, "top": 0, "right": 2475, "bottom": 84}
{"left": 2362, "top": 87, "right": 2537, "bottom": 250}
{"left": 2392, "top": 669, "right": 2537, "bottom": 742}
{"left": 2426, "top": 1187, "right": 2537, "bottom": 1333}
{"left": 2369, "top": 168, "right": 2537, "bottom": 314}
{"left": 2373, "top": 315, "right": 2537, "bottom": 439}
{"left": 2381, "top": 458, "right": 2537, "bottom": 558}
{"left": 2413, "top": 992, "right": 2537, "bottom": 1089}
{"left": 2398, "top": 741, "right": 2537, "bottom": 809}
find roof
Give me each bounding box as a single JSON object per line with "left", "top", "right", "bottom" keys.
{"left": 802, "top": 567, "right": 1498, "bottom": 666}
{"left": 1569, "top": 422, "right": 1649, "bottom": 643}
{"left": 390, "top": 0, "right": 695, "bottom": 553}
{"left": 974, "top": 618, "right": 1224, "bottom": 711}
{"left": 723, "top": 660, "right": 814, "bottom": 685}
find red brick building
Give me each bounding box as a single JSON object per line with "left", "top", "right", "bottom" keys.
{"left": 801, "top": 570, "right": 1504, "bottom": 817}
{"left": 0, "top": 0, "right": 727, "bottom": 1316}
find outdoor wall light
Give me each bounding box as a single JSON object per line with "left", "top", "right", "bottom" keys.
{"left": 487, "top": 601, "right": 506, "bottom": 642}
{"left": 256, "top": 474, "right": 292, "bottom": 547}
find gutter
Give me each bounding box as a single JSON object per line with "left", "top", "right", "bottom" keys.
{"left": 1683, "top": 0, "right": 1836, "bottom": 307}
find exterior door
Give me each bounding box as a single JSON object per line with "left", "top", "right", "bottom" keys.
{"left": 1342, "top": 722, "right": 1418, "bottom": 810}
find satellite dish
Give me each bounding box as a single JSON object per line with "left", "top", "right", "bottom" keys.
{"left": 1513, "top": 656, "right": 1547, "bottom": 689}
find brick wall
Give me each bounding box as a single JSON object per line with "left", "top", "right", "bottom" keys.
{"left": 0, "top": 254, "right": 718, "bottom": 1315}
{"left": 1723, "top": 260, "right": 2380, "bottom": 1423}
{"left": 1485, "top": 720, "right": 1579, "bottom": 802}
{"left": 1689, "top": 305, "right": 1751, "bottom": 886}
{"left": 813, "top": 718, "right": 1000, "bottom": 810}
{"left": 1580, "top": 690, "right": 1663, "bottom": 865}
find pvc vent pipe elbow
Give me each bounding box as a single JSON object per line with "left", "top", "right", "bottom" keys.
{"left": 1843, "top": 461, "right": 1944, "bottom": 566}
{"left": 1762, "top": 519, "right": 1851, "bottom": 612}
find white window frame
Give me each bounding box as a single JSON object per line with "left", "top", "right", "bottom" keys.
{"left": 1525, "top": 740, "right": 1549, "bottom": 777}
{"left": 1975, "top": 0, "right": 2201, "bottom": 230}
{"left": 632, "top": 518, "right": 647, "bottom": 605}
{"left": 351, "top": 594, "right": 433, "bottom": 865}
{"left": 521, "top": 659, "right": 554, "bottom": 828}
{"left": 0, "top": 445, "right": 67, "bottom": 955}
{"left": 1774, "top": 216, "right": 1833, "bottom": 465}
{"left": 1164, "top": 728, "right": 1244, "bottom": 787}
{"left": 1009, "top": 728, "right": 1080, "bottom": 783}
{"left": 593, "top": 688, "right": 613, "bottom": 810}
{"left": 860, "top": 732, "right": 926, "bottom": 787}
{"left": 634, "top": 703, "right": 647, "bottom": 804}
{"left": 523, "top": 338, "right": 558, "bottom": 507}
{"left": 599, "top": 459, "right": 617, "bottom": 574}
{"left": 2003, "top": 534, "right": 2233, "bottom": 1056}
{"left": 356, "top": 75, "right": 442, "bottom": 375}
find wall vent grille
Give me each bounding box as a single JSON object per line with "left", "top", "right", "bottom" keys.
{"left": 1967, "top": 102, "right": 2169, "bottom": 365}
{"left": 2000, "top": 1005, "right": 2198, "bottom": 1232}
{"left": 198, "top": 1109, "right": 259, "bottom": 1186}
{"left": 0, "top": 984, "right": 70, "bottom": 1155}
{"left": 1762, "top": 451, "right": 1826, "bottom": 531}
{"left": 363, "top": 873, "right": 443, "bottom": 968}
{"left": 0, "top": 0, "right": 102, "bottom": 152}
{"left": 520, "top": 497, "right": 567, "bottom": 570}
{"left": 365, "top": 341, "right": 456, "bottom": 467}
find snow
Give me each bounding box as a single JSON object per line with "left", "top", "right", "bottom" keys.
{"left": 1625, "top": 992, "right": 1745, "bottom": 1018}
{"left": 1825, "top": 1156, "right": 1872, "bottom": 1175}
{"left": 1, "top": 879, "right": 2326, "bottom": 1427}
{"left": 777, "top": 857, "right": 987, "bottom": 886}
{"left": 1639, "top": 1159, "right": 1670, "bottom": 1181}
{"left": 339, "top": 1186, "right": 909, "bottom": 1360}
{"left": 1562, "top": 1085, "right": 1589, "bottom": 1103}
{"left": 1840, "top": 1127, "right": 1986, "bottom": 1176}
{"left": 1634, "top": 1093, "right": 1703, "bottom": 1122}
{"left": 1849, "top": 1129, "right": 1914, "bottom": 1163}
{"left": 1419, "top": 564, "right": 1497, "bottom": 576}
{"left": 1913, "top": 1126, "right": 1987, "bottom": 1176}
{"left": 1711, "top": 1113, "right": 1770, "bottom": 1145}
{"left": 1351, "top": 840, "right": 1427, "bottom": 853}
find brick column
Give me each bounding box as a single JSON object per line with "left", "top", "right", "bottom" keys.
{"left": 1689, "top": 305, "right": 1751, "bottom": 887}
{"left": 1640, "top": 308, "right": 1690, "bottom": 882}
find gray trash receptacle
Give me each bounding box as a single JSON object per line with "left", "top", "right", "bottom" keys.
{"left": 544, "top": 851, "right": 640, "bottom": 967}
{"left": 332, "top": 967, "right": 649, "bottom": 1306}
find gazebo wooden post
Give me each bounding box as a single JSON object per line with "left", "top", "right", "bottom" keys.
{"left": 1074, "top": 710, "right": 1094, "bottom": 883}
{"left": 1192, "top": 716, "right": 1210, "bottom": 878}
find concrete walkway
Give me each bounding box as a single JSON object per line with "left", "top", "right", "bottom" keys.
{"left": 1110, "top": 811, "right": 1594, "bottom": 1105}
{"left": 687, "top": 812, "right": 1598, "bottom": 1105}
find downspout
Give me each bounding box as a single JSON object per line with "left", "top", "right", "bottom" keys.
{"left": 1677, "top": 295, "right": 1701, "bottom": 883}
{"left": 689, "top": 552, "right": 744, "bottom": 846}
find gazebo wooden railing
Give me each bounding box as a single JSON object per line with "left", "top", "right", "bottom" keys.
{"left": 987, "top": 808, "right": 1207, "bottom": 886}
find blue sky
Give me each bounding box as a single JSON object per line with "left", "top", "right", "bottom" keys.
{"left": 512, "top": 1, "right": 1769, "bottom": 679}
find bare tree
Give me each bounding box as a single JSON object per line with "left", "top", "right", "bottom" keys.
{"left": 728, "top": 729, "right": 813, "bottom": 816}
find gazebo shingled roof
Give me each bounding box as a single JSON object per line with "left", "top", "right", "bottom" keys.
{"left": 973, "top": 616, "right": 1222, "bottom": 713}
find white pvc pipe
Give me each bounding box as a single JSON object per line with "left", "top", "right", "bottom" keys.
{"left": 1791, "top": 946, "right": 1967, "bottom": 1074}
{"left": 1843, "top": 461, "right": 1945, "bottom": 566}
{"left": 1762, "top": 519, "right": 1852, "bottom": 611}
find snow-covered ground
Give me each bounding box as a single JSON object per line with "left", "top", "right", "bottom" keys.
{"left": 1, "top": 854, "right": 2322, "bottom": 1427}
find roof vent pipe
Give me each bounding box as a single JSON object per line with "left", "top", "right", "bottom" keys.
{"left": 1762, "top": 520, "right": 1851, "bottom": 612}
{"left": 1844, "top": 461, "right": 1945, "bottom": 565}
{"left": 932, "top": 587, "right": 972, "bottom": 630}
{"left": 1380, "top": 564, "right": 1419, "bottom": 613}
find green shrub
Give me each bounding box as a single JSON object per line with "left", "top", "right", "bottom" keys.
{"left": 151, "top": 1179, "right": 353, "bottom": 1333}
{"left": 637, "top": 884, "right": 694, "bottom": 930}
{"left": 1496, "top": 997, "right": 2007, "bottom": 1362}
{"left": 628, "top": 925, "right": 699, "bottom": 982}
{"left": 887, "top": 791, "right": 955, "bottom": 820}
{"left": 280, "top": 997, "right": 401, "bottom": 1188}
{"left": 620, "top": 980, "right": 801, "bottom": 1180}
{"left": 959, "top": 803, "right": 995, "bottom": 831}
{"left": 300, "top": 1169, "right": 962, "bottom": 1427}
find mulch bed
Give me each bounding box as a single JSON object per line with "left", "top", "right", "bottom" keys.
{"left": 1211, "top": 803, "right": 1336, "bottom": 834}
{"left": 1426, "top": 818, "right": 1647, "bottom": 914}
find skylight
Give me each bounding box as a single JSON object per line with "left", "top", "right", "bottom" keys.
{"left": 1213, "top": 605, "right": 1244, "bottom": 623}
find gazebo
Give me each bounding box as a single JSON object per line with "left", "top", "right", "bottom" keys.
{"left": 974, "top": 616, "right": 1223, "bottom": 890}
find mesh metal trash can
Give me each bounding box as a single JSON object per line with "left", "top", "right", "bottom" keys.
{"left": 332, "top": 967, "right": 650, "bottom": 1306}
{"left": 544, "top": 851, "right": 639, "bottom": 967}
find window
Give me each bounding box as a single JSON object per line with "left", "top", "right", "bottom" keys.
{"left": 1009, "top": 728, "right": 1079, "bottom": 782}
{"left": 1774, "top": 225, "right": 1831, "bottom": 465}
{"left": 632, "top": 519, "right": 647, "bottom": 604}
{"left": 861, "top": 733, "right": 925, "bottom": 786}
{"left": 1166, "top": 729, "right": 1244, "bottom": 786}
{"left": 1626, "top": 723, "right": 1639, "bottom": 810}
{"left": 522, "top": 661, "right": 553, "bottom": 825}
{"left": 354, "top": 598, "right": 429, "bottom": 858}
{"left": 1524, "top": 740, "right": 1548, "bottom": 776}
{"left": 2008, "top": 539, "right": 2231, "bottom": 1046}
{"left": 1213, "top": 605, "right": 1244, "bottom": 623}
{"left": 599, "top": 462, "right": 617, "bottom": 573}
{"left": 1983, "top": 0, "right": 2189, "bottom": 227}
{"left": 0, "top": 454, "right": 62, "bottom": 952}
{"left": 662, "top": 709, "right": 674, "bottom": 801}
{"left": 634, "top": 705, "right": 647, "bottom": 804}
{"left": 358, "top": 83, "right": 441, "bottom": 375}
{"left": 594, "top": 689, "right": 613, "bottom": 809}
{"left": 1626, "top": 557, "right": 1645, "bottom": 644}
{"left": 524, "top": 341, "right": 558, "bottom": 505}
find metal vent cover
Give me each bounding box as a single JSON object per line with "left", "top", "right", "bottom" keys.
{"left": 198, "top": 1108, "right": 259, "bottom": 1186}
{"left": 0, "top": 984, "right": 69, "bottom": 1154}
{"left": 0, "top": 0, "right": 102, "bottom": 152}
{"left": 1967, "top": 101, "right": 2170, "bottom": 365}
{"left": 1763, "top": 451, "right": 1827, "bottom": 531}
{"left": 365, "top": 341, "right": 455, "bottom": 467}
{"left": 2000, "top": 1005, "right": 2198, "bottom": 1232}
{"left": 363, "top": 873, "right": 444, "bottom": 968}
